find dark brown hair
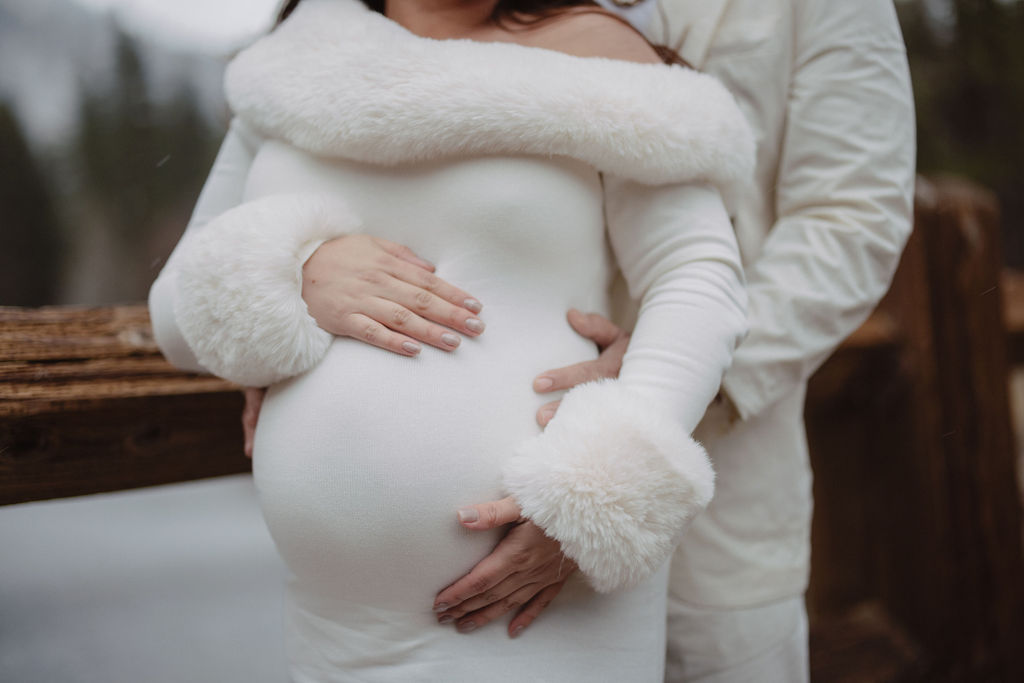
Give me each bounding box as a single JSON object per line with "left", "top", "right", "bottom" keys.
{"left": 275, "top": 0, "right": 690, "bottom": 67}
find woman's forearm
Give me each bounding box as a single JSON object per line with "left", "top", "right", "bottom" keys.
{"left": 501, "top": 179, "right": 747, "bottom": 593}
{"left": 608, "top": 181, "right": 747, "bottom": 431}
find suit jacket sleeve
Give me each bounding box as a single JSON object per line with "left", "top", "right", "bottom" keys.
{"left": 720, "top": 0, "right": 916, "bottom": 419}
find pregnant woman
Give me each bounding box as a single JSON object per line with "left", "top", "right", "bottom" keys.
{"left": 149, "top": 0, "right": 752, "bottom": 680}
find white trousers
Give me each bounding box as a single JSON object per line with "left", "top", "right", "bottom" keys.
{"left": 665, "top": 596, "right": 809, "bottom": 683}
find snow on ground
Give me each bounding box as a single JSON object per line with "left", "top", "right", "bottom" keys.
{"left": 0, "top": 475, "right": 288, "bottom": 683}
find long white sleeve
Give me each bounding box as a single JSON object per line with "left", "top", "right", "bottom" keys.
{"left": 149, "top": 119, "right": 362, "bottom": 387}
{"left": 721, "top": 0, "right": 915, "bottom": 419}
{"left": 148, "top": 117, "right": 263, "bottom": 374}
{"left": 607, "top": 179, "right": 747, "bottom": 433}
{"left": 503, "top": 179, "right": 747, "bottom": 593}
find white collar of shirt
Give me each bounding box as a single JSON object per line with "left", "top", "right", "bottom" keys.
{"left": 594, "top": 0, "right": 659, "bottom": 33}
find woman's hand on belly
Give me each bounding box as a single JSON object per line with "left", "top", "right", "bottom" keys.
{"left": 302, "top": 234, "right": 486, "bottom": 356}
{"left": 433, "top": 496, "right": 577, "bottom": 639}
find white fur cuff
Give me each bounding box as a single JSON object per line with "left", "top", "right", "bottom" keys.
{"left": 503, "top": 380, "right": 714, "bottom": 593}
{"left": 174, "top": 193, "right": 360, "bottom": 386}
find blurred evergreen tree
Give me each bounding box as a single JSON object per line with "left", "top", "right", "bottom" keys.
{"left": 74, "top": 30, "right": 220, "bottom": 249}
{"left": 70, "top": 29, "right": 221, "bottom": 303}
{"left": 898, "top": 0, "right": 1024, "bottom": 266}
{"left": 0, "top": 102, "right": 64, "bottom": 306}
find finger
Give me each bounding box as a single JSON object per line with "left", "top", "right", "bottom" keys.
{"left": 241, "top": 398, "right": 254, "bottom": 458}
{"left": 456, "top": 496, "right": 522, "bottom": 530}
{"left": 242, "top": 416, "right": 254, "bottom": 459}
{"left": 443, "top": 546, "right": 568, "bottom": 619}
{"left": 241, "top": 388, "right": 266, "bottom": 459}
{"left": 244, "top": 387, "right": 266, "bottom": 412}
{"left": 508, "top": 581, "right": 568, "bottom": 638}
{"left": 363, "top": 297, "right": 464, "bottom": 351}
{"left": 340, "top": 313, "right": 422, "bottom": 357}
{"left": 566, "top": 308, "right": 624, "bottom": 349}
{"left": 439, "top": 572, "right": 531, "bottom": 620}
{"left": 536, "top": 400, "right": 561, "bottom": 428}
{"left": 387, "top": 259, "right": 483, "bottom": 315}
{"left": 600, "top": 333, "right": 630, "bottom": 375}
{"left": 433, "top": 529, "right": 523, "bottom": 610}
{"left": 452, "top": 583, "right": 543, "bottom": 635}
{"left": 533, "top": 356, "right": 616, "bottom": 394}
{"left": 383, "top": 277, "right": 485, "bottom": 336}
{"left": 372, "top": 237, "right": 436, "bottom": 272}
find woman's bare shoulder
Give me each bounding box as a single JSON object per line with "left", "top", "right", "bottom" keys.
{"left": 522, "top": 10, "right": 662, "bottom": 64}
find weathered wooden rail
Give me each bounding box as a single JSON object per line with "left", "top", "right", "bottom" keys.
{"left": 0, "top": 306, "right": 244, "bottom": 502}
{"left": 1, "top": 177, "right": 1022, "bottom": 681}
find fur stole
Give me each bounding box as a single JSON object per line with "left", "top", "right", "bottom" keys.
{"left": 224, "top": 0, "right": 754, "bottom": 187}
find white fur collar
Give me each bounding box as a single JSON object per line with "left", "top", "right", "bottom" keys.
{"left": 225, "top": 0, "right": 754, "bottom": 186}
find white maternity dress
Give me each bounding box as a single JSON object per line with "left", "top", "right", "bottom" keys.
{"left": 148, "top": 1, "right": 754, "bottom": 680}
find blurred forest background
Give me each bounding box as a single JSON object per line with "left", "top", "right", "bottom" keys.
{"left": 0, "top": 0, "right": 1022, "bottom": 307}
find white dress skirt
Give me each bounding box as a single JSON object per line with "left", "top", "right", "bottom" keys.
{"left": 247, "top": 143, "right": 669, "bottom": 681}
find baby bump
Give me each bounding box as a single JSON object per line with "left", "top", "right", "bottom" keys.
{"left": 251, "top": 328, "right": 591, "bottom": 610}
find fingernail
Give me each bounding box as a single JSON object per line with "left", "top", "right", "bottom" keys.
{"left": 510, "top": 625, "right": 525, "bottom": 638}
{"left": 539, "top": 407, "right": 556, "bottom": 423}
{"left": 465, "top": 318, "right": 485, "bottom": 334}
{"left": 438, "top": 614, "right": 454, "bottom": 625}
{"left": 441, "top": 333, "right": 461, "bottom": 348}
{"left": 457, "top": 507, "right": 479, "bottom": 523}
{"left": 402, "top": 341, "right": 421, "bottom": 355}
{"left": 457, "top": 621, "right": 477, "bottom": 633}
{"left": 533, "top": 376, "right": 554, "bottom": 392}
{"left": 463, "top": 298, "right": 482, "bottom": 313}
{"left": 433, "top": 603, "right": 449, "bottom": 613}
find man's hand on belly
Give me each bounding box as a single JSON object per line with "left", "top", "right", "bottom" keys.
{"left": 532, "top": 309, "right": 627, "bottom": 426}
{"left": 433, "top": 496, "right": 577, "bottom": 638}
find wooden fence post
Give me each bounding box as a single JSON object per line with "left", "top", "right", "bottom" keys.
{"left": 900, "top": 177, "right": 1024, "bottom": 681}
{"left": 808, "top": 178, "right": 1024, "bottom": 681}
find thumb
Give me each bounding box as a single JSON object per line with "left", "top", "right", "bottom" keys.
{"left": 457, "top": 496, "right": 522, "bottom": 530}
{"left": 567, "top": 309, "right": 623, "bottom": 350}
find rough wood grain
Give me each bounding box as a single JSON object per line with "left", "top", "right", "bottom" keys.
{"left": 0, "top": 305, "right": 247, "bottom": 504}
{"left": 0, "top": 307, "right": 233, "bottom": 415}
